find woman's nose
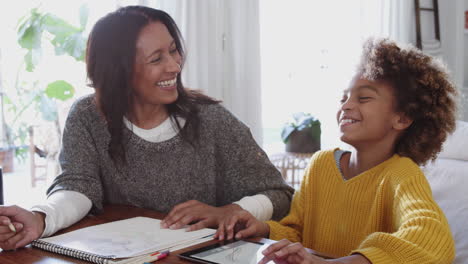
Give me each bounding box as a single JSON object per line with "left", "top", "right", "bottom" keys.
{"left": 166, "top": 57, "right": 181, "bottom": 73}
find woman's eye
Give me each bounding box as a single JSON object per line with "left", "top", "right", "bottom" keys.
{"left": 170, "top": 48, "right": 178, "bottom": 54}
{"left": 359, "top": 97, "right": 372, "bottom": 101}
{"left": 149, "top": 57, "right": 161, "bottom": 64}
{"left": 340, "top": 97, "right": 347, "bottom": 103}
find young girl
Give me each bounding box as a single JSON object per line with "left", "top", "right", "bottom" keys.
{"left": 215, "top": 38, "right": 457, "bottom": 264}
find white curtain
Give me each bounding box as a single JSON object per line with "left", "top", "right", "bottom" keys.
{"left": 150, "top": 0, "right": 263, "bottom": 145}
{"left": 359, "top": 0, "right": 416, "bottom": 45}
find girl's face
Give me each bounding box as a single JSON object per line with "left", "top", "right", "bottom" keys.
{"left": 132, "top": 22, "right": 182, "bottom": 108}
{"left": 336, "top": 77, "right": 407, "bottom": 148}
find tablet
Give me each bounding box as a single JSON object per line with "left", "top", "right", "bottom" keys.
{"left": 178, "top": 240, "right": 274, "bottom": 264}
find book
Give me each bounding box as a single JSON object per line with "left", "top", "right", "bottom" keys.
{"left": 31, "top": 216, "right": 216, "bottom": 264}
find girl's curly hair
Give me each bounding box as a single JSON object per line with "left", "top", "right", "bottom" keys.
{"left": 356, "top": 38, "right": 458, "bottom": 165}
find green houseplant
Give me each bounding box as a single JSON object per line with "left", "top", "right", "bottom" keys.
{"left": 0, "top": 5, "right": 88, "bottom": 171}
{"left": 281, "top": 112, "right": 321, "bottom": 153}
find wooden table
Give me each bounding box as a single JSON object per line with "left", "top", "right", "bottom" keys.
{"left": 0, "top": 204, "right": 276, "bottom": 264}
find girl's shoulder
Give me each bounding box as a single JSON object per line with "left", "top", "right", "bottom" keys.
{"left": 311, "top": 148, "right": 343, "bottom": 162}
{"left": 382, "top": 154, "right": 426, "bottom": 184}
{"left": 307, "top": 149, "right": 340, "bottom": 170}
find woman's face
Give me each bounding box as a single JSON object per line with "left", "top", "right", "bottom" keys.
{"left": 132, "top": 21, "right": 182, "bottom": 108}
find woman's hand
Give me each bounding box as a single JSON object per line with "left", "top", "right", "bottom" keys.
{"left": 0, "top": 205, "right": 45, "bottom": 250}
{"left": 160, "top": 200, "right": 243, "bottom": 231}
{"left": 215, "top": 210, "right": 270, "bottom": 241}
{"left": 259, "top": 239, "right": 328, "bottom": 264}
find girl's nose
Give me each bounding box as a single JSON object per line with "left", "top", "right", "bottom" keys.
{"left": 341, "top": 98, "right": 355, "bottom": 111}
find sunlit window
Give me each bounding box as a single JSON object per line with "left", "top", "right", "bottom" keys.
{"left": 260, "top": 0, "right": 375, "bottom": 154}
{"left": 0, "top": 0, "right": 120, "bottom": 205}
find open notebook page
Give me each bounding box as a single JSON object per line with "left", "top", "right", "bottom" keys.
{"left": 36, "top": 216, "right": 216, "bottom": 258}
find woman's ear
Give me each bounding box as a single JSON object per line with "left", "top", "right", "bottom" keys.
{"left": 393, "top": 113, "right": 413, "bottom": 131}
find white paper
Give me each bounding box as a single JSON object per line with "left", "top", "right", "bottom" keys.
{"left": 38, "top": 217, "right": 215, "bottom": 258}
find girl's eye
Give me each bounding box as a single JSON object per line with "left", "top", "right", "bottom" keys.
{"left": 170, "top": 48, "right": 178, "bottom": 54}
{"left": 359, "top": 97, "right": 372, "bottom": 102}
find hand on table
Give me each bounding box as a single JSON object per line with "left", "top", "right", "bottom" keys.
{"left": 160, "top": 200, "right": 243, "bottom": 231}
{"left": 0, "top": 205, "right": 45, "bottom": 250}
{"left": 214, "top": 209, "right": 270, "bottom": 241}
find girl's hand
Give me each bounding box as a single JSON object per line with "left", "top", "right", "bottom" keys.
{"left": 0, "top": 205, "right": 45, "bottom": 250}
{"left": 214, "top": 210, "right": 270, "bottom": 241}
{"left": 259, "top": 239, "right": 328, "bottom": 264}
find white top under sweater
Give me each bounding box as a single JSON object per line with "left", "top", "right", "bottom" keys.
{"left": 32, "top": 116, "right": 273, "bottom": 237}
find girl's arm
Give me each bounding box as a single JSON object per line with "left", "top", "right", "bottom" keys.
{"left": 266, "top": 163, "right": 314, "bottom": 242}
{"left": 352, "top": 170, "right": 455, "bottom": 263}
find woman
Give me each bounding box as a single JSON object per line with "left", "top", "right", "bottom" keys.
{"left": 0, "top": 6, "right": 293, "bottom": 250}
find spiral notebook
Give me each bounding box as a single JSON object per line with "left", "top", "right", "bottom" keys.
{"left": 31, "top": 216, "right": 216, "bottom": 264}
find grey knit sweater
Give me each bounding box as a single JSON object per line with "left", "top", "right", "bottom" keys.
{"left": 47, "top": 95, "right": 294, "bottom": 220}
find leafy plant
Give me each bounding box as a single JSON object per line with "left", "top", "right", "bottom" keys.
{"left": 281, "top": 112, "right": 321, "bottom": 144}
{"left": 17, "top": 5, "right": 88, "bottom": 71}
{"left": 0, "top": 4, "right": 88, "bottom": 160}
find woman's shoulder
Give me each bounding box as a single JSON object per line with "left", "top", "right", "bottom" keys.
{"left": 70, "top": 93, "right": 96, "bottom": 110}
{"left": 197, "top": 102, "right": 228, "bottom": 116}
{"left": 197, "top": 103, "right": 243, "bottom": 126}
{"left": 67, "top": 93, "right": 99, "bottom": 121}
{"left": 193, "top": 103, "right": 253, "bottom": 141}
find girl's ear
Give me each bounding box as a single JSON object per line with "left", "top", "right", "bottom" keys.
{"left": 393, "top": 113, "right": 413, "bottom": 131}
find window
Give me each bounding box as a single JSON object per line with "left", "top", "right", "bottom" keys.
{"left": 259, "top": 1, "right": 374, "bottom": 154}
{"left": 0, "top": 0, "right": 119, "bottom": 206}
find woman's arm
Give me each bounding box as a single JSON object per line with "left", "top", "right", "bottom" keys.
{"left": 211, "top": 104, "right": 294, "bottom": 220}
{"left": 31, "top": 190, "right": 92, "bottom": 237}
{"left": 161, "top": 104, "right": 294, "bottom": 231}
{"left": 47, "top": 96, "right": 104, "bottom": 212}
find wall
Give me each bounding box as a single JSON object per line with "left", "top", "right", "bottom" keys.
{"left": 438, "top": 0, "right": 467, "bottom": 121}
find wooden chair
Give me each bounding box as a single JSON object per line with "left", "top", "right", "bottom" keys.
{"left": 28, "top": 123, "right": 60, "bottom": 187}
{"left": 269, "top": 152, "right": 313, "bottom": 189}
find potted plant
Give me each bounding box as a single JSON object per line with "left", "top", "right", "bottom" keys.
{"left": 281, "top": 112, "right": 321, "bottom": 153}
{"left": 0, "top": 5, "right": 88, "bottom": 172}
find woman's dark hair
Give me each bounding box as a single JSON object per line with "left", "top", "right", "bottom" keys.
{"left": 86, "top": 5, "right": 218, "bottom": 164}
{"left": 356, "top": 38, "right": 458, "bottom": 165}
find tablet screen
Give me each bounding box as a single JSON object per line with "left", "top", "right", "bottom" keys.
{"left": 179, "top": 240, "right": 273, "bottom": 264}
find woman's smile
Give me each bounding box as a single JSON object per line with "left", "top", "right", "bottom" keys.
{"left": 157, "top": 77, "right": 177, "bottom": 90}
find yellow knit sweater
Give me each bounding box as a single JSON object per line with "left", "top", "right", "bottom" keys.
{"left": 267, "top": 149, "right": 455, "bottom": 264}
